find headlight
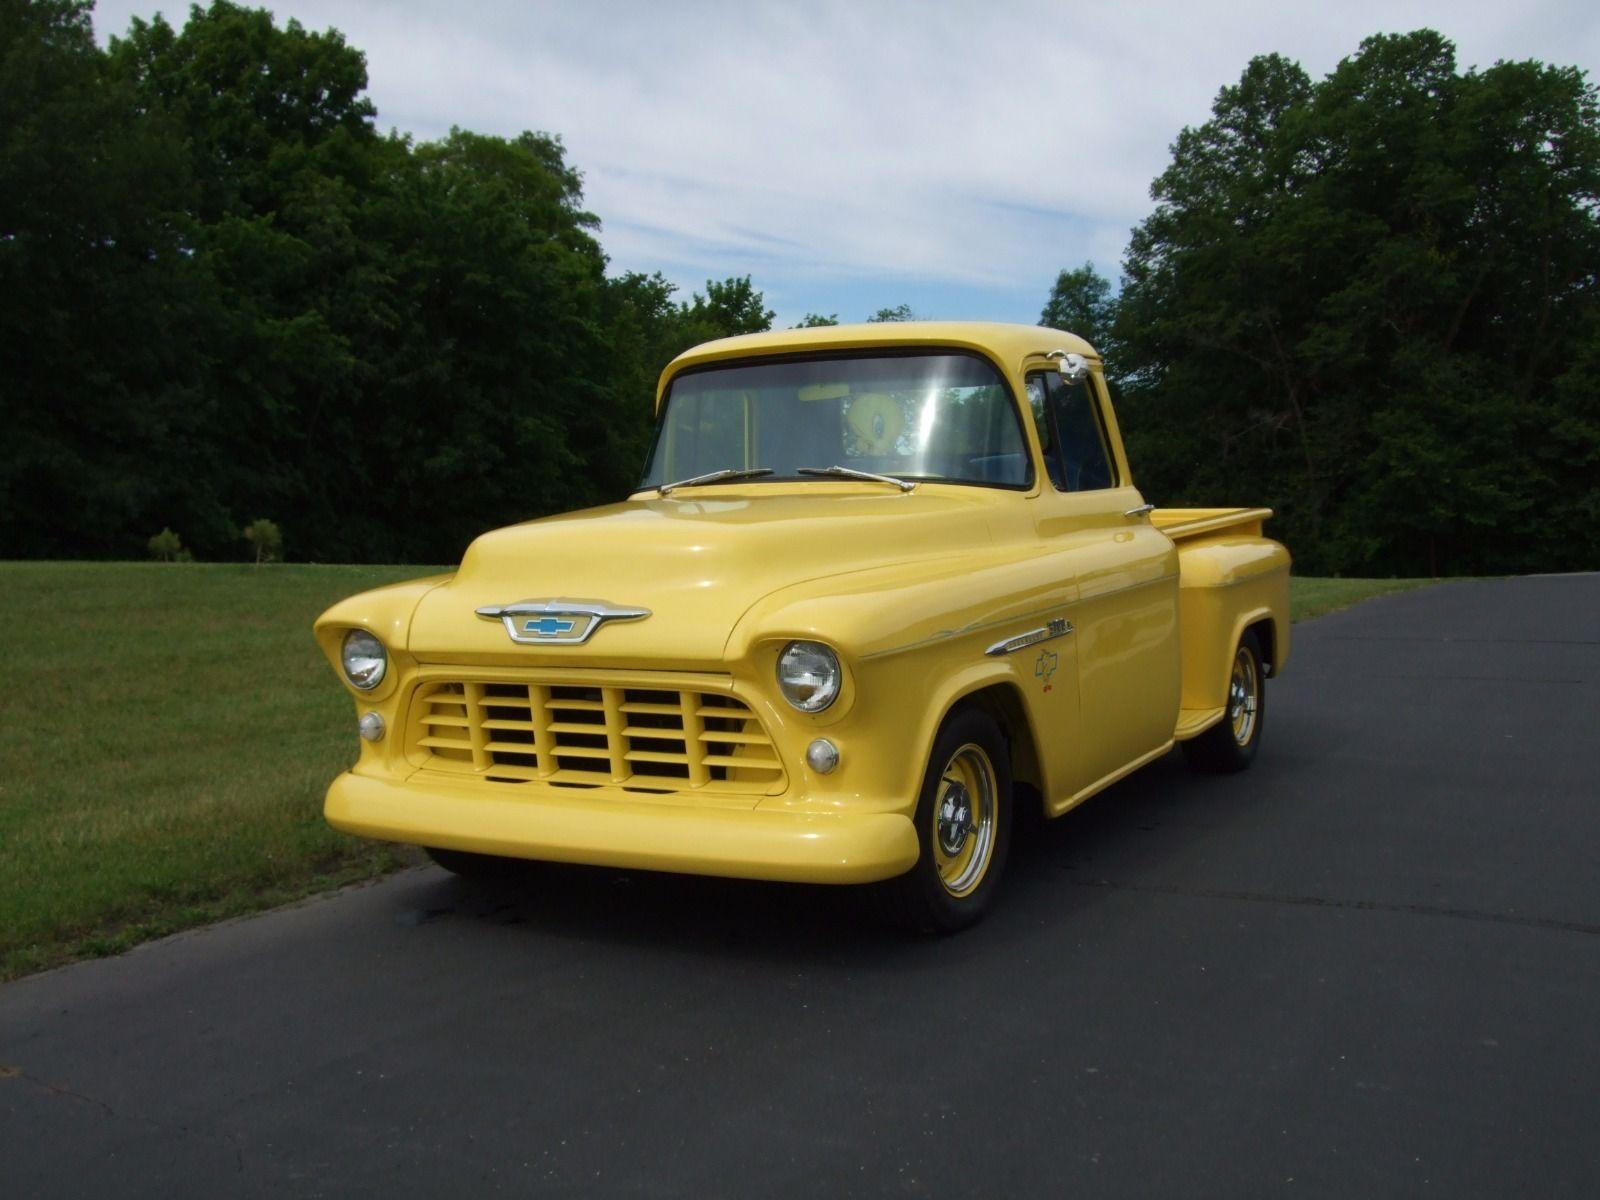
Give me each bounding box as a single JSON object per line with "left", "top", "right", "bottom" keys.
{"left": 341, "top": 628, "right": 387, "bottom": 691}
{"left": 776, "top": 640, "right": 841, "bottom": 712}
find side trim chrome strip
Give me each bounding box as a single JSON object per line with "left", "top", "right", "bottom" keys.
{"left": 860, "top": 602, "right": 1068, "bottom": 662}
{"left": 985, "top": 618, "right": 1074, "bottom": 657}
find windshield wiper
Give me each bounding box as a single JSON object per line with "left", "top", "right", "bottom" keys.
{"left": 655, "top": 467, "right": 774, "bottom": 496}
{"left": 797, "top": 465, "right": 918, "bottom": 492}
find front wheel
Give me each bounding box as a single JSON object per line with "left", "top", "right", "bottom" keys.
{"left": 875, "top": 706, "right": 1012, "bottom": 933}
{"left": 1182, "top": 628, "right": 1266, "bottom": 773}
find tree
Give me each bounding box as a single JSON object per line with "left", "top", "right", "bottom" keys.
{"left": 103, "top": 2, "right": 406, "bottom": 559}
{"left": 601, "top": 270, "right": 688, "bottom": 486}
{"left": 147, "top": 528, "right": 187, "bottom": 561}
{"left": 108, "top": 1, "right": 376, "bottom": 224}
{"left": 795, "top": 312, "right": 839, "bottom": 327}
{"left": 0, "top": 0, "right": 207, "bottom": 559}
{"left": 1040, "top": 263, "right": 1116, "bottom": 358}
{"left": 675, "top": 276, "right": 774, "bottom": 338}
{"left": 867, "top": 303, "right": 916, "bottom": 322}
{"left": 1114, "top": 30, "right": 1600, "bottom": 575}
{"left": 242, "top": 517, "right": 282, "bottom": 563}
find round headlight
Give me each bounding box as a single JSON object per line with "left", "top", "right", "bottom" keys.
{"left": 777, "top": 640, "right": 841, "bottom": 712}
{"left": 341, "top": 628, "right": 387, "bottom": 691}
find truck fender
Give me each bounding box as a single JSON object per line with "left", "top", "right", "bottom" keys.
{"left": 898, "top": 662, "right": 1047, "bottom": 813}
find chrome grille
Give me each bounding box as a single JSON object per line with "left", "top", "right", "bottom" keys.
{"left": 411, "top": 681, "right": 786, "bottom": 795}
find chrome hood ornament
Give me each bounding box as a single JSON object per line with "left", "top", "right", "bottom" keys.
{"left": 475, "top": 599, "right": 651, "bottom": 646}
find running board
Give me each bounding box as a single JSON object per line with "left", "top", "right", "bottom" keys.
{"left": 1174, "top": 707, "right": 1226, "bottom": 741}
{"left": 1045, "top": 740, "right": 1174, "bottom": 819}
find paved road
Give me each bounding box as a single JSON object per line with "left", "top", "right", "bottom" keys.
{"left": 3, "top": 575, "right": 1597, "bottom": 1198}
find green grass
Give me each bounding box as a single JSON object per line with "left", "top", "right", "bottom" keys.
{"left": 0, "top": 561, "right": 443, "bottom": 980}
{"left": 0, "top": 563, "right": 1441, "bottom": 980}
{"left": 1289, "top": 575, "right": 1440, "bottom": 622}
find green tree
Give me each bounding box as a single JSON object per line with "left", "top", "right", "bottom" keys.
{"left": 0, "top": 0, "right": 207, "bottom": 558}
{"left": 674, "top": 275, "right": 774, "bottom": 340}
{"left": 795, "top": 312, "right": 839, "bottom": 327}
{"left": 867, "top": 303, "right": 916, "bottom": 322}
{"left": 105, "top": 6, "right": 627, "bottom": 563}
{"left": 358, "top": 127, "right": 616, "bottom": 560}
{"left": 105, "top": 2, "right": 396, "bottom": 559}
{"left": 602, "top": 272, "right": 778, "bottom": 489}
{"left": 242, "top": 517, "right": 282, "bottom": 563}
{"left": 147, "top": 527, "right": 186, "bottom": 561}
{"left": 1115, "top": 31, "right": 1600, "bottom": 574}
{"left": 1040, "top": 262, "right": 1116, "bottom": 358}
{"left": 601, "top": 270, "right": 688, "bottom": 485}
{"left": 108, "top": 1, "right": 376, "bottom": 225}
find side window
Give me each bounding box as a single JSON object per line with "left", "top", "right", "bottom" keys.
{"left": 1043, "top": 373, "right": 1116, "bottom": 492}
{"left": 1024, "top": 373, "right": 1066, "bottom": 489}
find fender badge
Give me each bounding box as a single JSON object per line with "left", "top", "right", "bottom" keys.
{"left": 1035, "top": 648, "right": 1059, "bottom": 693}
{"left": 475, "top": 599, "right": 651, "bottom": 646}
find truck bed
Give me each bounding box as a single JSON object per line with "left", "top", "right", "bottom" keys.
{"left": 1151, "top": 507, "right": 1273, "bottom": 541}
{"left": 1155, "top": 506, "right": 1289, "bottom": 742}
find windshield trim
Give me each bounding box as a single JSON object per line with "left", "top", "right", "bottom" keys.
{"left": 640, "top": 346, "right": 1036, "bottom": 495}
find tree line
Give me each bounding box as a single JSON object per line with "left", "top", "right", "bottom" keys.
{"left": 3, "top": 5, "right": 1595, "bottom": 574}
{"left": 1055, "top": 30, "right": 1599, "bottom": 576}
{"left": 2, "top": 0, "right": 778, "bottom": 564}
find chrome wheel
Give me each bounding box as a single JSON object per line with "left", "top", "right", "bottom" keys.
{"left": 877, "top": 706, "right": 1013, "bottom": 931}
{"left": 931, "top": 743, "right": 998, "bottom": 897}
{"left": 1228, "top": 645, "right": 1260, "bottom": 747}
{"left": 1183, "top": 628, "right": 1266, "bottom": 775}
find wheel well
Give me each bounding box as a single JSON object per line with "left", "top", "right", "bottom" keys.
{"left": 1247, "top": 616, "right": 1277, "bottom": 677}
{"left": 956, "top": 683, "right": 1044, "bottom": 820}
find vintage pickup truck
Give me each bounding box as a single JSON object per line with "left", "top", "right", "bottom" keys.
{"left": 315, "top": 322, "right": 1289, "bottom": 929}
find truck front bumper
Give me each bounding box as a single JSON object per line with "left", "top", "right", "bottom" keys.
{"left": 326, "top": 771, "right": 920, "bottom": 885}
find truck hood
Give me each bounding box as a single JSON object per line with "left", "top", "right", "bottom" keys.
{"left": 407, "top": 489, "right": 1001, "bottom": 667}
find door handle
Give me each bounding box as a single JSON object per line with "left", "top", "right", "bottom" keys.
{"left": 1124, "top": 503, "right": 1155, "bottom": 518}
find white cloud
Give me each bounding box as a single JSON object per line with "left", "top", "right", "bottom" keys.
{"left": 93, "top": 0, "right": 1600, "bottom": 322}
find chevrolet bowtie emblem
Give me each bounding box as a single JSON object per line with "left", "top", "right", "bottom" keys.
{"left": 475, "top": 600, "right": 651, "bottom": 646}
{"left": 523, "top": 616, "right": 576, "bottom": 637}
{"left": 1035, "top": 648, "right": 1059, "bottom": 692}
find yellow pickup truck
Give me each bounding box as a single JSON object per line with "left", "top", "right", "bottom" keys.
{"left": 315, "top": 322, "right": 1289, "bottom": 930}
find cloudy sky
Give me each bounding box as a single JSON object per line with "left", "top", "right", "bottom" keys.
{"left": 92, "top": 0, "right": 1600, "bottom": 327}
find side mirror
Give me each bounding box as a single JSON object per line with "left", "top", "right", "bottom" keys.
{"left": 1049, "top": 350, "right": 1090, "bottom": 384}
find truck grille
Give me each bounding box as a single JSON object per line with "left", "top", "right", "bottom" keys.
{"left": 410, "top": 681, "right": 786, "bottom": 795}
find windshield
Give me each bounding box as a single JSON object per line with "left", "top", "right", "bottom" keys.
{"left": 638, "top": 352, "right": 1032, "bottom": 491}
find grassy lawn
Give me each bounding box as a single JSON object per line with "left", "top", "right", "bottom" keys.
{"left": 0, "top": 563, "right": 1440, "bottom": 980}
{"left": 0, "top": 562, "right": 441, "bottom": 980}
{"left": 1289, "top": 575, "right": 1440, "bottom": 622}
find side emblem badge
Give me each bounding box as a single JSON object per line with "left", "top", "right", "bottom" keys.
{"left": 1035, "top": 648, "right": 1059, "bottom": 693}
{"left": 476, "top": 600, "right": 651, "bottom": 646}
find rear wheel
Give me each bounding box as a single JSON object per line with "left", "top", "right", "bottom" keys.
{"left": 1182, "top": 628, "right": 1266, "bottom": 773}
{"left": 875, "top": 706, "right": 1012, "bottom": 933}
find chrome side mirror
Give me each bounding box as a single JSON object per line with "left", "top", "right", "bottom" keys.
{"left": 1048, "top": 350, "right": 1089, "bottom": 384}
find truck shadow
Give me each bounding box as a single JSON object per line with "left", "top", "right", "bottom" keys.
{"left": 388, "top": 744, "right": 1288, "bottom": 968}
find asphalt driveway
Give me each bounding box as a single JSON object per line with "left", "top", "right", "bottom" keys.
{"left": 3, "top": 573, "right": 1597, "bottom": 1197}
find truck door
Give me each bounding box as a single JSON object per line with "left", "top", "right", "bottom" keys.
{"left": 1024, "top": 364, "right": 1181, "bottom": 803}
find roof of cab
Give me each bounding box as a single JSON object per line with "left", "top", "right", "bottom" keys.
{"left": 657, "top": 321, "right": 1098, "bottom": 405}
